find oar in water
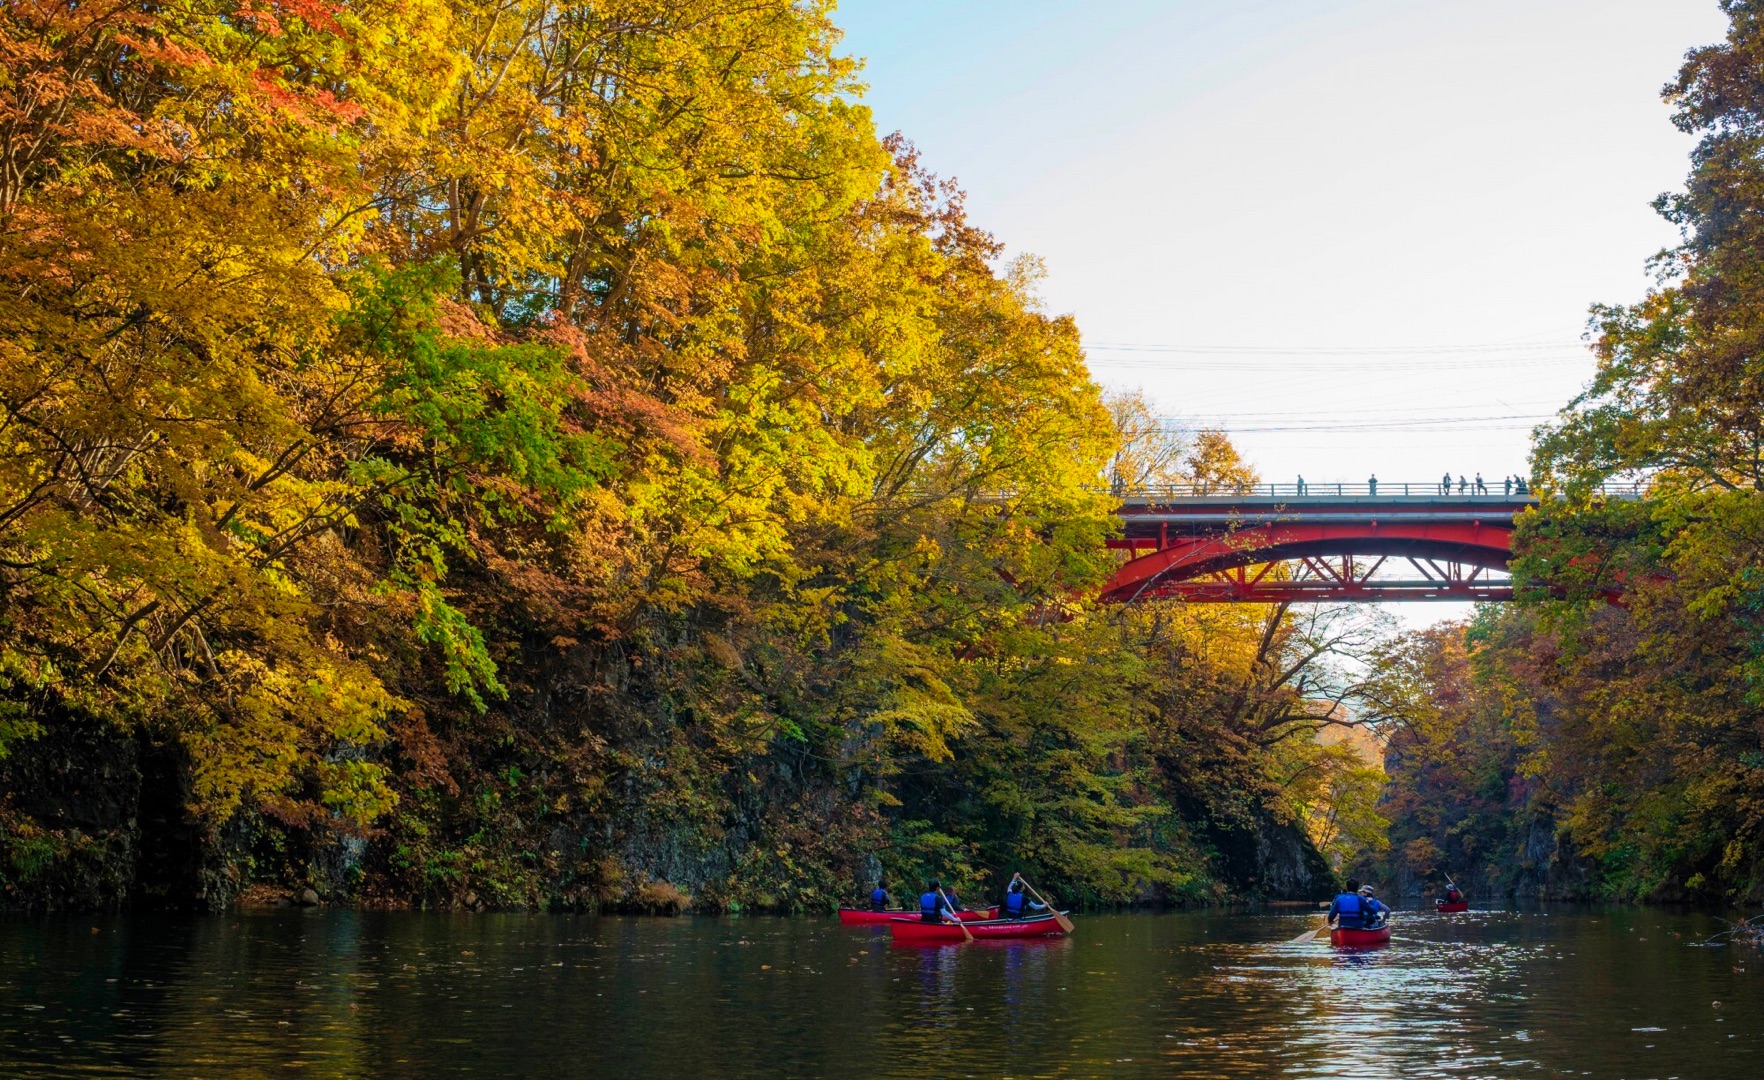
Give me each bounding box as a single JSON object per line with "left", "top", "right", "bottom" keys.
{"left": 937, "top": 887, "right": 973, "bottom": 942}
{"left": 1014, "top": 874, "right": 1075, "bottom": 934}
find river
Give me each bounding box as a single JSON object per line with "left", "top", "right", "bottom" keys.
{"left": 1, "top": 905, "right": 1759, "bottom": 1077}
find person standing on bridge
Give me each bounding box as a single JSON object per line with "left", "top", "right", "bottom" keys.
{"left": 1475, "top": 472, "right": 1487, "bottom": 495}
{"left": 1440, "top": 471, "right": 1452, "bottom": 495}
{"left": 1296, "top": 474, "right": 1307, "bottom": 496}
{"left": 1368, "top": 474, "right": 1377, "bottom": 496}
{"left": 1504, "top": 475, "right": 1513, "bottom": 496}
{"left": 1458, "top": 475, "right": 1469, "bottom": 495}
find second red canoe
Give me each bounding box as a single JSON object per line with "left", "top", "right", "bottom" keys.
{"left": 838, "top": 907, "right": 998, "bottom": 926}
{"left": 887, "top": 913, "right": 1069, "bottom": 944}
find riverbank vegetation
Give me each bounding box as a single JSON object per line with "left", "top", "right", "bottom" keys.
{"left": 0, "top": 0, "right": 1380, "bottom": 912}
{"left": 1369, "top": 0, "right": 1764, "bottom": 905}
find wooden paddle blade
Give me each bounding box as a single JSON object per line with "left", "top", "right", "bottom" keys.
{"left": 938, "top": 887, "right": 972, "bottom": 942}
{"left": 1018, "top": 877, "right": 1074, "bottom": 935}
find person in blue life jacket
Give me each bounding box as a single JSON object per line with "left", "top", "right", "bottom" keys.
{"left": 919, "top": 879, "right": 960, "bottom": 924}
{"left": 1328, "top": 877, "right": 1388, "bottom": 930}
{"left": 1001, "top": 876, "right": 1048, "bottom": 920}
{"left": 869, "top": 880, "right": 893, "bottom": 912}
{"left": 1357, "top": 884, "right": 1391, "bottom": 926}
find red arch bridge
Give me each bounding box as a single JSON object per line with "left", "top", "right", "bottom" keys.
{"left": 1101, "top": 480, "right": 1640, "bottom": 604}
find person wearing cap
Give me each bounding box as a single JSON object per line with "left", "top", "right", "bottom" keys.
{"left": 1356, "top": 883, "right": 1392, "bottom": 928}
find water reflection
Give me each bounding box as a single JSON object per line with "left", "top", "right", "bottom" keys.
{"left": 1, "top": 907, "right": 1761, "bottom": 1077}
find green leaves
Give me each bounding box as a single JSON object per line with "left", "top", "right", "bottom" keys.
{"left": 1493, "top": 2, "right": 1764, "bottom": 900}
{"left": 0, "top": 0, "right": 1360, "bottom": 914}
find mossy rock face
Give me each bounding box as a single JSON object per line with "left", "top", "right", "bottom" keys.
{"left": 0, "top": 715, "right": 141, "bottom": 913}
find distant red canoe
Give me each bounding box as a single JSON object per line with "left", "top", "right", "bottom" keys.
{"left": 887, "top": 913, "right": 1069, "bottom": 944}
{"left": 1435, "top": 900, "right": 1469, "bottom": 913}
{"left": 1330, "top": 924, "right": 1392, "bottom": 947}
{"left": 838, "top": 907, "right": 997, "bottom": 926}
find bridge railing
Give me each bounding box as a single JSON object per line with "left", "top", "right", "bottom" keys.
{"left": 1114, "top": 480, "right": 1649, "bottom": 499}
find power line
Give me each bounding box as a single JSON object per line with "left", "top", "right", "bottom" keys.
{"left": 1164, "top": 413, "right": 1555, "bottom": 434}
{"left": 1087, "top": 354, "right": 1588, "bottom": 372}
{"left": 1082, "top": 339, "right": 1583, "bottom": 355}
{"left": 1158, "top": 399, "right": 1566, "bottom": 420}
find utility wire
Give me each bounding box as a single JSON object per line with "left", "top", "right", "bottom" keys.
{"left": 1163, "top": 413, "right": 1555, "bottom": 434}
{"left": 1083, "top": 339, "right": 1582, "bottom": 355}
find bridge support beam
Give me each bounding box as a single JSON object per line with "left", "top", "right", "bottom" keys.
{"left": 1102, "top": 520, "right": 1517, "bottom": 604}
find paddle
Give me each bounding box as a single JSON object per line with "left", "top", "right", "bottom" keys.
{"left": 938, "top": 887, "right": 973, "bottom": 942}
{"left": 1014, "top": 874, "right": 1075, "bottom": 934}
{"left": 1436, "top": 866, "right": 1462, "bottom": 905}
{"left": 1288, "top": 921, "right": 1326, "bottom": 945}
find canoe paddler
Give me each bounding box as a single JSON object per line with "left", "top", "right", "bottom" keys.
{"left": 869, "top": 879, "right": 893, "bottom": 912}
{"left": 1002, "top": 874, "right": 1048, "bottom": 920}
{"left": 1328, "top": 877, "right": 1378, "bottom": 931}
{"left": 1357, "top": 883, "right": 1392, "bottom": 928}
{"left": 918, "top": 879, "right": 962, "bottom": 924}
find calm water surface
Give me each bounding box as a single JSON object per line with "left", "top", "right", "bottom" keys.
{"left": 1, "top": 906, "right": 1759, "bottom": 1077}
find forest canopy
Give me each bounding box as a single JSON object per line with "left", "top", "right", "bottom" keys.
{"left": 1369, "top": 0, "right": 1764, "bottom": 905}
{"left": 0, "top": 0, "right": 1368, "bottom": 912}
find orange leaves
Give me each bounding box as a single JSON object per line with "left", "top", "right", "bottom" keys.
{"left": 539, "top": 319, "right": 713, "bottom": 470}
{"left": 249, "top": 69, "right": 366, "bottom": 128}
{"left": 234, "top": 0, "right": 344, "bottom": 37}
{"left": 111, "top": 33, "right": 215, "bottom": 71}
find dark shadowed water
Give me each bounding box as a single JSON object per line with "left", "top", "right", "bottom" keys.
{"left": 1, "top": 906, "right": 1760, "bottom": 1077}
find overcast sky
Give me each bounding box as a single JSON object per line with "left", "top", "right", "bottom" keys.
{"left": 837, "top": 0, "right": 1725, "bottom": 484}
{"left": 835, "top": 0, "right": 1726, "bottom": 624}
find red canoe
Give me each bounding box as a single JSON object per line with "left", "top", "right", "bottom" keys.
{"left": 1435, "top": 900, "right": 1469, "bottom": 913}
{"left": 887, "top": 912, "right": 1069, "bottom": 944}
{"left": 1330, "top": 924, "right": 1391, "bottom": 947}
{"left": 838, "top": 907, "right": 998, "bottom": 926}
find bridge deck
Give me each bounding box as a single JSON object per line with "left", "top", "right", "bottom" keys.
{"left": 1113, "top": 496, "right": 1536, "bottom": 545}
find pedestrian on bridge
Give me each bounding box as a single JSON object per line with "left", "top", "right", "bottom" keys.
{"left": 1296, "top": 474, "right": 1307, "bottom": 496}
{"left": 1504, "top": 475, "right": 1513, "bottom": 496}
{"left": 1475, "top": 472, "right": 1487, "bottom": 495}
{"left": 1458, "top": 475, "right": 1468, "bottom": 495}
{"left": 1368, "top": 474, "right": 1377, "bottom": 496}
{"left": 1440, "top": 471, "right": 1452, "bottom": 495}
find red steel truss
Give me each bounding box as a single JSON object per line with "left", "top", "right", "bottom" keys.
{"left": 1117, "top": 554, "right": 1513, "bottom": 603}
{"left": 1101, "top": 506, "right": 1521, "bottom": 604}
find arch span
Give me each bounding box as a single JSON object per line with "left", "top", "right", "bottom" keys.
{"left": 1101, "top": 520, "right": 1516, "bottom": 603}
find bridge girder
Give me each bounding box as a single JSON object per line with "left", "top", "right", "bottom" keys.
{"left": 1101, "top": 520, "right": 1516, "bottom": 604}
